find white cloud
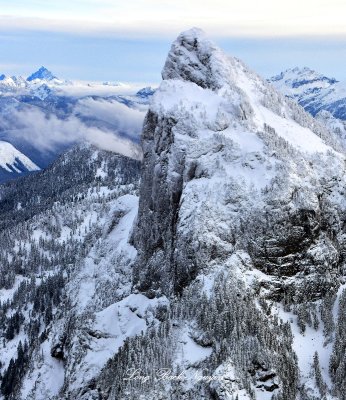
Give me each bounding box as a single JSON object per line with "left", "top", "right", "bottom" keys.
{"left": 2, "top": 106, "right": 143, "bottom": 160}
{"left": 75, "top": 98, "right": 145, "bottom": 138}
{"left": 1, "top": 0, "right": 346, "bottom": 37}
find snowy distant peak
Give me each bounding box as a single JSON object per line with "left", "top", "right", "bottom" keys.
{"left": 27, "top": 66, "right": 57, "bottom": 82}
{"left": 270, "top": 66, "right": 337, "bottom": 84}
{"left": 136, "top": 86, "right": 156, "bottom": 98}
{"left": 270, "top": 66, "right": 346, "bottom": 120}
{"left": 269, "top": 67, "right": 338, "bottom": 98}
{"left": 0, "top": 141, "right": 40, "bottom": 174}
{"left": 270, "top": 66, "right": 337, "bottom": 86}
{"left": 162, "top": 27, "right": 234, "bottom": 90}
{"left": 0, "top": 74, "right": 5, "bottom": 80}
{"left": 0, "top": 75, "right": 28, "bottom": 89}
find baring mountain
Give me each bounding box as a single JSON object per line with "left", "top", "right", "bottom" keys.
{"left": 1, "top": 29, "right": 346, "bottom": 400}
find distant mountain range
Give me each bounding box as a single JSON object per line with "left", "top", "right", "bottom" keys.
{"left": 0, "top": 67, "right": 155, "bottom": 183}
{"left": 269, "top": 67, "right": 346, "bottom": 120}
{"left": 269, "top": 66, "right": 346, "bottom": 146}
{"left": 2, "top": 64, "right": 346, "bottom": 186}
{"left": 0, "top": 66, "right": 59, "bottom": 87}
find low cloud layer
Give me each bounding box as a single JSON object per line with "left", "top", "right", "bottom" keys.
{"left": 75, "top": 98, "right": 145, "bottom": 138}
{"left": 0, "top": 99, "right": 146, "bottom": 160}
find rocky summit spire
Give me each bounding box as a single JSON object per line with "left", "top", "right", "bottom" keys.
{"left": 134, "top": 27, "right": 343, "bottom": 297}
{"left": 162, "top": 27, "right": 235, "bottom": 90}
{"left": 27, "top": 66, "right": 57, "bottom": 81}
{"left": 131, "top": 29, "right": 346, "bottom": 397}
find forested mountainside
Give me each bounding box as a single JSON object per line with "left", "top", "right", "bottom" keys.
{"left": 2, "top": 28, "right": 346, "bottom": 400}
{"left": 0, "top": 144, "right": 140, "bottom": 399}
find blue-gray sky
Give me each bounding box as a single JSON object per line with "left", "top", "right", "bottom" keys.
{"left": 0, "top": 0, "right": 345, "bottom": 82}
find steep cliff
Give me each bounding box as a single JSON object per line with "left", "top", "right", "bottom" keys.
{"left": 126, "top": 28, "right": 346, "bottom": 399}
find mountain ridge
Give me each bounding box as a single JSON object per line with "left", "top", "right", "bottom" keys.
{"left": 269, "top": 67, "right": 346, "bottom": 120}
{"left": 0, "top": 140, "right": 40, "bottom": 183}
{"left": 0, "top": 70, "right": 153, "bottom": 179}
{"left": 1, "top": 29, "right": 346, "bottom": 400}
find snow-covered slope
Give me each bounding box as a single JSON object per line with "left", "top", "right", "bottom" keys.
{"left": 269, "top": 67, "right": 346, "bottom": 120}
{"left": 0, "top": 140, "right": 40, "bottom": 183}
{"left": 0, "top": 141, "right": 38, "bottom": 172}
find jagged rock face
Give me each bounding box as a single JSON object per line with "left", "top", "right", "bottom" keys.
{"left": 134, "top": 110, "right": 185, "bottom": 294}
{"left": 162, "top": 28, "right": 234, "bottom": 90}
{"left": 247, "top": 206, "right": 342, "bottom": 302}
{"left": 127, "top": 30, "right": 346, "bottom": 399}
{"left": 134, "top": 29, "right": 346, "bottom": 302}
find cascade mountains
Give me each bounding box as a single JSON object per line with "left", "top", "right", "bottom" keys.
{"left": 1, "top": 29, "right": 346, "bottom": 400}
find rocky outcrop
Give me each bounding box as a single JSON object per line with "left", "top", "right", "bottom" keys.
{"left": 134, "top": 28, "right": 346, "bottom": 302}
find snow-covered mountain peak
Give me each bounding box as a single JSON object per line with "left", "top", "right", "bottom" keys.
{"left": 0, "top": 73, "right": 5, "bottom": 80}
{"left": 269, "top": 66, "right": 337, "bottom": 87}
{"left": 136, "top": 28, "right": 346, "bottom": 295}
{"left": 270, "top": 66, "right": 346, "bottom": 120}
{"left": 269, "top": 67, "right": 338, "bottom": 101}
{"left": 116, "top": 30, "right": 346, "bottom": 399}
{"left": 27, "top": 66, "right": 57, "bottom": 82}
{"left": 162, "top": 27, "right": 237, "bottom": 91}
{"left": 132, "top": 30, "right": 346, "bottom": 398}
{"left": 154, "top": 29, "right": 338, "bottom": 158}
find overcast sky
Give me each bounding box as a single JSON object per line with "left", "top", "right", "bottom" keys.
{"left": 0, "top": 0, "right": 345, "bottom": 81}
